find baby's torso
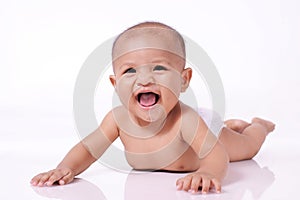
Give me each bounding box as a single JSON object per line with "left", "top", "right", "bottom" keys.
{"left": 115, "top": 105, "right": 201, "bottom": 172}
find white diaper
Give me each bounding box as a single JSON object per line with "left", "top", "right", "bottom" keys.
{"left": 197, "top": 107, "right": 224, "bottom": 137}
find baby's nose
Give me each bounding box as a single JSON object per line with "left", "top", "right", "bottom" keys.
{"left": 136, "top": 70, "right": 155, "bottom": 86}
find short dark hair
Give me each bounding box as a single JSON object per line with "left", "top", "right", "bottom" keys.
{"left": 112, "top": 21, "right": 186, "bottom": 59}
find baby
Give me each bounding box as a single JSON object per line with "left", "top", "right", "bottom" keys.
{"left": 31, "top": 22, "right": 275, "bottom": 194}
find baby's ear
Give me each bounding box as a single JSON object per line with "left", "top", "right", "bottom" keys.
{"left": 181, "top": 68, "right": 192, "bottom": 92}
{"left": 109, "top": 75, "right": 117, "bottom": 88}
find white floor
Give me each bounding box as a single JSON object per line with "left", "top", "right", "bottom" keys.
{"left": 1, "top": 107, "right": 300, "bottom": 200}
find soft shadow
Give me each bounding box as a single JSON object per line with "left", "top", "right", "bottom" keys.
{"left": 32, "top": 178, "right": 107, "bottom": 200}
{"left": 124, "top": 171, "right": 184, "bottom": 200}
{"left": 222, "top": 159, "right": 275, "bottom": 199}
{"left": 124, "top": 159, "right": 274, "bottom": 200}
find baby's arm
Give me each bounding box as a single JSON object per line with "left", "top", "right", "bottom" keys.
{"left": 31, "top": 141, "right": 97, "bottom": 186}
{"left": 176, "top": 107, "right": 229, "bottom": 193}
{"left": 176, "top": 141, "right": 228, "bottom": 193}
{"left": 31, "top": 111, "right": 119, "bottom": 186}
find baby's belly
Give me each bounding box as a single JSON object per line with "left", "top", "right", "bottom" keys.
{"left": 125, "top": 146, "right": 200, "bottom": 172}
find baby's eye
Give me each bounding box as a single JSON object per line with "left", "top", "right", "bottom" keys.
{"left": 153, "top": 65, "right": 167, "bottom": 71}
{"left": 124, "top": 68, "right": 136, "bottom": 74}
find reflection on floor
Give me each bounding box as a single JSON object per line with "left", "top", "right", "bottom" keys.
{"left": 2, "top": 129, "right": 299, "bottom": 200}
{"left": 32, "top": 179, "right": 107, "bottom": 200}
{"left": 31, "top": 160, "right": 274, "bottom": 200}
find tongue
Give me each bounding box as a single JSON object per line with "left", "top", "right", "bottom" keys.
{"left": 139, "top": 93, "right": 156, "bottom": 107}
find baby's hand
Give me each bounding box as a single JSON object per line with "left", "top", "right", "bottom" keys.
{"left": 176, "top": 172, "right": 221, "bottom": 194}
{"left": 30, "top": 168, "right": 75, "bottom": 187}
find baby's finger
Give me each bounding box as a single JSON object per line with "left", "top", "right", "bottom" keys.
{"left": 182, "top": 176, "right": 192, "bottom": 191}
{"left": 190, "top": 176, "right": 201, "bottom": 193}
{"left": 176, "top": 180, "right": 183, "bottom": 190}
{"left": 37, "top": 172, "right": 53, "bottom": 186}
{"left": 211, "top": 178, "right": 221, "bottom": 193}
{"left": 58, "top": 170, "right": 74, "bottom": 185}
{"left": 31, "top": 173, "right": 45, "bottom": 186}
{"left": 201, "top": 178, "right": 210, "bottom": 194}
{"left": 45, "top": 170, "right": 66, "bottom": 186}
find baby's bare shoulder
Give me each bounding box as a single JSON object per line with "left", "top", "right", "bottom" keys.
{"left": 179, "top": 102, "right": 205, "bottom": 135}
{"left": 109, "top": 106, "right": 128, "bottom": 123}
{"left": 179, "top": 102, "right": 200, "bottom": 120}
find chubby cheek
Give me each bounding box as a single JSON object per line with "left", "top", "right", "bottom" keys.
{"left": 159, "top": 87, "right": 180, "bottom": 112}
{"left": 156, "top": 73, "right": 182, "bottom": 113}
{"left": 115, "top": 77, "right": 136, "bottom": 107}
{"left": 156, "top": 72, "right": 182, "bottom": 98}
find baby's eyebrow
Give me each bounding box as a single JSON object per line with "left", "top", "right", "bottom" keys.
{"left": 150, "top": 58, "right": 171, "bottom": 65}
{"left": 120, "top": 61, "right": 136, "bottom": 66}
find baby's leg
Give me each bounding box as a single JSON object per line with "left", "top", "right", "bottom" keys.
{"left": 224, "top": 119, "right": 250, "bottom": 133}
{"left": 219, "top": 118, "right": 275, "bottom": 162}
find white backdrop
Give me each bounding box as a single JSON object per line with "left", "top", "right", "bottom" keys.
{"left": 1, "top": 0, "right": 299, "bottom": 141}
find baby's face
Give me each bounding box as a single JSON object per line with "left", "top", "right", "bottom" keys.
{"left": 110, "top": 48, "right": 189, "bottom": 124}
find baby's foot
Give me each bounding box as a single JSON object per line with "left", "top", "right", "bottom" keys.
{"left": 252, "top": 117, "right": 275, "bottom": 134}
{"left": 225, "top": 119, "right": 250, "bottom": 133}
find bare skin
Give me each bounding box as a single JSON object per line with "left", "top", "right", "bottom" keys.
{"left": 220, "top": 118, "right": 275, "bottom": 162}
{"left": 30, "top": 114, "right": 275, "bottom": 193}
{"left": 30, "top": 22, "right": 275, "bottom": 194}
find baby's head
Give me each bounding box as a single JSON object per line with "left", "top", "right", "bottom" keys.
{"left": 112, "top": 21, "right": 186, "bottom": 66}
{"left": 110, "top": 22, "right": 192, "bottom": 124}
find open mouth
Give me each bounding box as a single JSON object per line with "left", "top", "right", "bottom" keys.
{"left": 137, "top": 92, "right": 160, "bottom": 107}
